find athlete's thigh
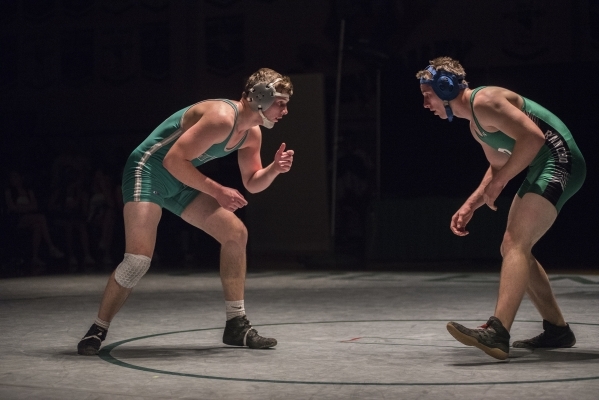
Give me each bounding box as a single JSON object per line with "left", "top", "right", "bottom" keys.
{"left": 505, "top": 193, "right": 557, "bottom": 247}
{"left": 180, "top": 193, "right": 244, "bottom": 243}
{"left": 123, "top": 201, "right": 162, "bottom": 257}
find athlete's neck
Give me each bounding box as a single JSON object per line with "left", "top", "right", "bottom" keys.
{"left": 448, "top": 88, "right": 473, "bottom": 121}
{"left": 236, "top": 98, "right": 266, "bottom": 131}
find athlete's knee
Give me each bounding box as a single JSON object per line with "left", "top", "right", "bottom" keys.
{"left": 221, "top": 219, "right": 248, "bottom": 247}
{"left": 500, "top": 231, "right": 531, "bottom": 258}
{"left": 114, "top": 253, "right": 151, "bottom": 288}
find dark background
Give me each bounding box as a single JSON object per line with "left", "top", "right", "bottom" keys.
{"left": 1, "top": 0, "right": 598, "bottom": 274}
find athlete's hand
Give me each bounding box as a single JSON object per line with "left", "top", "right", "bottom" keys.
{"left": 216, "top": 186, "right": 248, "bottom": 212}
{"left": 450, "top": 204, "right": 474, "bottom": 236}
{"left": 273, "top": 143, "right": 294, "bottom": 173}
{"left": 483, "top": 179, "right": 506, "bottom": 211}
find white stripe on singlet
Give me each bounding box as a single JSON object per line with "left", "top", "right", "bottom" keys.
{"left": 133, "top": 128, "right": 184, "bottom": 201}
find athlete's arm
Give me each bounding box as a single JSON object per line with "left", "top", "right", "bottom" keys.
{"left": 237, "top": 128, "right": 294, "bottom": 194}
{"left": 163, "top": 108, "right": 248, "bottom": 211}
{"left": 473, "top": 92, "right": 545, "bottom": 209}
{"left": 465, "top": 125, "right": 510, "bottom": 208}
{"left": 450, "top": 127, "right": 509, "bottom": 236}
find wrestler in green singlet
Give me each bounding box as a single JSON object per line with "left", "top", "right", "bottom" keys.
{"left": 470, "top": 87, "right": 586, "bottom": 212}
{"left": 121, "top": 99, "right": 247, "bottom": 216}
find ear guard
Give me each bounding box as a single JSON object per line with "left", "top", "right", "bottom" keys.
{"left": 246, "top": 78, "right": 289, "bottom": 128}
{"left": 420, "top": 65, "right": 467, "bottom": 122}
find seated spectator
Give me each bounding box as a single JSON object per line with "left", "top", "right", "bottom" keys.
{"left": 88, "top": 167, "right": 116, "bottom": 265}
{"left": 3, "top": 170, "right": 64, "bottom": 272}
{"left": 49, "top": 166, "right": 95, "bottom": 271}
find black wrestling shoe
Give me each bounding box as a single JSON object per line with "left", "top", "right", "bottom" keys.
{"left": 512, "top": 320, "right": 576, "bottom": 349}
{"left": 77, "top": 323, "right": 108, "bottom": 355}
{"left": 223, "top": 315, "right": 277, "bottom": 349}
{"left": 447, "top": 316, "right": 510, "bottom": 360}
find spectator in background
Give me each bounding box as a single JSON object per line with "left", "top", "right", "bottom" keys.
{"left": 49, "top": 165, "right": 95, "bottom": 271}
{"left": 3, "top": 170, "right": 64, "bottom": 272}
{"left": 88, "top": 167, "right": 117, "bottom": 266}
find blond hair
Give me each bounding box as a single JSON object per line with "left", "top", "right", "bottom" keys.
{"left": 244, "top": 68, "right": 293, "bottom": 96}
{"left": 416, "top": 56, "right": 467, "bottom": 85}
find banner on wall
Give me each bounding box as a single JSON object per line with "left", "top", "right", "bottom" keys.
{"left": 591, "top": 1, "right": 599, "bottom": 54}
{"left": 246, "top": 73, "right": 330, "bottom": 255}
{"left": 205, "top": 15, "right": 245, "bottom": 76}
{"left": 140, "top": 22, "right": 170, "bottom": 80}
{"left": 0, "top": 0, "right": 18, "bottom": 23}
{"left": 0, "top": 35, "right": 18, "bottom": 87}
{"left": 140, "top": 0, "right": 169, "bottom": 12}
{"left": 60, "top": 29, "right": 94, "bottom": 86}
{"left": 24, "top": 31, "right": 58, "bottom": 88}
{"left": 205, "top": 0, "right": 241, "bottom": 8}
{"left": 397, "top": 0, "right": 574, "bottom": 68}
{"left": 23, "top": 0, "right": 55, "bottom": 21}
{"left": 98, "top": 28, "right": 136, "bottom": 85}
{"left": 62, "top": 0, "right": 94, "bottom": 16}
{"left": 101, "top": 0, "right": 135, "bottom": 14}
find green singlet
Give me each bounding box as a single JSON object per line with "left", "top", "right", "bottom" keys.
{"left": 469, "top": 87, "right": 586, "bottom": 212}
{"left": 121, "top": 99, "right": 248, "bottom": 216}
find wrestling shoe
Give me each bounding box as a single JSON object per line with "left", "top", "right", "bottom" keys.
{"left": 223, "top": 315, "right": 277, "bottom": 349}
{"left": 77, "top": 323, "right": 108, "bottom": 355}
{"left": 512, "top": 320, "right": 576, "bottom": 349}
{"left": 447, "top": 316, "right": 510, "bottom": 360}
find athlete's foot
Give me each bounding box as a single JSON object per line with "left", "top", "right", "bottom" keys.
{"left": 447, "top": 316, "right": 510, "bottom": 360}
{"left": 77, "top": 323, "right": 108, "bottom": 355}
{"left": 223, "top": 315, "right": 277, "bottom": 349}
{"left": 512, "top": 320, "right": 576, "bottom": 349}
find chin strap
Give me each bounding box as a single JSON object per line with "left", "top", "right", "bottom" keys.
{"left": 444, "top": 101, "right": 455, "bottom": 122}
{"left": 259, "top": 110, "right": 275, "bottom": 129}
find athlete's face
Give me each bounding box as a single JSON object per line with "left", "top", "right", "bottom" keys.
{"left": 420, "top": 84, "right": 447, "bottom": 119}
{"left": 263, "top": 95, "right": 290, "bottom": 123}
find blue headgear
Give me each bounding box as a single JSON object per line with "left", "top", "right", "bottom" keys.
{"left": 419, "top": 65, "right": 467, "bottom": 122}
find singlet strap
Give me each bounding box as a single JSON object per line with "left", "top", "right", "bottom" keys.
{"left": 183, "top": 99, "right": 248, "bottom": 152}
{"left": 214, "top": 99, "right": 239, "bottom": 146}
{"left": 470, "top": 87, "right": 527, "bottom": 137}
{"left": 217, "top": 99, "right": 248, "bottom": 151}
{"left": 469, "top": 86, "right": 493, "bottom": 136}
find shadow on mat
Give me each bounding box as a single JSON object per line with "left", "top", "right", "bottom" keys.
{"left": 57, "top": 345, "right": 275, "bottom": 359}
{"left": 450, "top": 348, "right": 599, "bottom": 366}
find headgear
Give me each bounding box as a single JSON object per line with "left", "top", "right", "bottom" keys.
{"left": 247, "top": 78, "right": 289, "bottom": 129}
{"left": 419, "top": 65, "right": 467, "bottom": 122}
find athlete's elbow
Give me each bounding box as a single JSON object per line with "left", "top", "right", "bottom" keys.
{"left": 162, "top": 154, "right": 174, "bottom": 172}
{"left": 244, "top": 180, "right": 268, "bottom": 194}
{"left": 244, "top": 184, "right": 262, "bottom": 194}
{"left": 532, "top": 134, "right": 545, "bottom": 152}
{"left": 162, "top": 153, "right": 180, "bottom": 175}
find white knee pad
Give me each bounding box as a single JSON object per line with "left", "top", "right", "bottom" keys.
{"left": 114, "top": 253, "right": 151, "bottom": 288}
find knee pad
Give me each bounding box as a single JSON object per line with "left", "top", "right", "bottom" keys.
{"left": 114, "top": 253, "right": 151, "bottom": 288}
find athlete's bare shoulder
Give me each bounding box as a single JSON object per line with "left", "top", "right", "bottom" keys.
{"left": 473, "top": 86, "right": 523, "bottom": 110}
{"left": 182, "top": 100, "right": 237, "bottom": 130}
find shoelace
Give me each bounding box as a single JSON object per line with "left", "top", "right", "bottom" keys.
{"left": 240, "top": 319, "right": 259, "bottom": 346}
{"left": 527, "top": 332, "right": 546, "bottom": 342}
{"left": 81, "top": 334, "right": 103, "bottom": 342}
